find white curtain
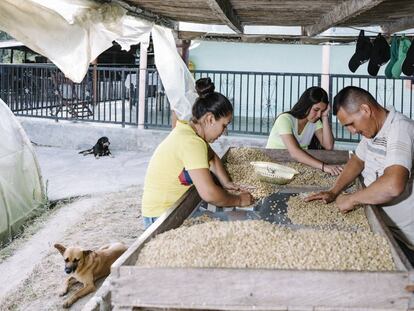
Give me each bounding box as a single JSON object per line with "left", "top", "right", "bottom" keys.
{"left": 0, "top": 0, "right": 196, "bottom": 120}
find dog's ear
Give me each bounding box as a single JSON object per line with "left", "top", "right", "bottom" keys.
{"left": 54, "top": 243, "right": 66, "bottom": 255}
{"left": 83, "top": 250, "right": 93, "bottom": 258}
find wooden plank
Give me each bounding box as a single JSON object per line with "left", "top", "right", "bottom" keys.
{"left": 177, "top": 31, "right": 362, "bottom": 44}
{"left": 303, "top": 0, "right": 386, "bottom": 36}
{"left": 116, "top": 0, "right": 177, "bottom": 29}
{"left": 259, "top": 148, "right": 350, "bottom": 164}
{"left": 381, "top": 17, "right": 414, "bottom": 35}
{"left": 203, "top": 0, "right": 243, "bottom": 33}
{"left": 112, "top": 267, "right": 411, "bottom": 310}
{"left": 82, "top": 277, "right": 112, "bottom": 311}
{"left": 111, "top": 186, "right": 201, "bottom": 276}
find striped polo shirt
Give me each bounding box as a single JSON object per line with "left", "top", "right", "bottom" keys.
{"left": 356, "top": 107, "right": 414, "bottom": 249}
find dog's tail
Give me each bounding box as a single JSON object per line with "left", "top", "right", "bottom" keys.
{"left": 78, "top": 148, "right": 93, "bottom": 155}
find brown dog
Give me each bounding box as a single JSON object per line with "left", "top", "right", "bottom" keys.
{"left": 54, "top": 242, "right": 127, "bottom": 308}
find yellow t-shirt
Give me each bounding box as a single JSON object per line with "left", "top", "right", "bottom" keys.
{"left": 266, "top": 113, "right": 323, "bottom": 149}
{"left": 142, "top": 121, "right": 209, "bottom": 217}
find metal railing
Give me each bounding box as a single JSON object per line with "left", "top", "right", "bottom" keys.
{"left": 193, "top": 70, "right": 321, "bottom": 135}
{"left": 330, "top": 74, "right": 414, "bottom": 142}
{"left": 0, "top": 64, "right": 171, "bottom": 127}
{"left": 1, "top": 64, "right": 414, "bottom": 143}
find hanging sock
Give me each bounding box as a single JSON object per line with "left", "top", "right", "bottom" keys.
{"left": 391, "top": 36, "right": 411, "bottom": 78}
{"left": 368, "top": 33, "right": 390, "bottom": 77}
{"left": 402, "top": 38, "right": 414, "bottom": 76}
{"left": 348, "top": 30, "right": 372, "bottom": 73}
{"left": 385, "top": 35, "right": 400, "bottom": 79}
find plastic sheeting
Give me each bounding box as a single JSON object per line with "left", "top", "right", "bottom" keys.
{"left": 152, "top": 26, "right": 198, "bottom": 121}
{"left": 0, "top": 0, "right": 196, "bottom": 120}
{"left": 0, "top": 99, "right": 45, "bottom": 245}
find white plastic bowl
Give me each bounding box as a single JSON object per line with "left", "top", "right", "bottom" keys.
{"left": 250, "top": 161, "right": 299, "bottom": 185}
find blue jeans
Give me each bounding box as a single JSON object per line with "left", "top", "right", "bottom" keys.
{"left": 143, "top": 216, "right": 158, "bottom": 229}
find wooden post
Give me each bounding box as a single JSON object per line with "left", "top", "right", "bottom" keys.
{"left": 138, "top": 42, "right": 149, "bottom": 129}
{"left": 181, "top": 40, "right": 191, "bottom": 66}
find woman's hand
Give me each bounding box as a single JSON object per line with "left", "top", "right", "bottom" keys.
{"left": 223, "top": 181, "right": 240, "bottom": 191}
{"left": 238, "top": 192, "right": 255, "bottom": 207}
{"left": 322, "top": 105, "right": 330, "bottom": 118}
{"left": 323, "top": 164, "right": 343, "bottom": 176}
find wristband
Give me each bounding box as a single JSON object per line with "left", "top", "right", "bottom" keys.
{"left": 321, "top": 162, "right": 325, "bottom": 172}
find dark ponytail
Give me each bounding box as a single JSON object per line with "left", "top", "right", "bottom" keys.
{"left": 192, "top": 77, "right": 233, "bottom": 122}
{"left": 288, "top": 86, "right": 329, "bottom": 119}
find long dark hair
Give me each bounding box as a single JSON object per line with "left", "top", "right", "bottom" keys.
{"left": 192, "top": 78, "right": 233, "bottom": 122}
{"left": 287, "top": 86, "right": 329, "bottom": 119}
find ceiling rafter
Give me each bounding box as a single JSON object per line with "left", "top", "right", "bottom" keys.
{"left": 113, "top": 0, "right": 177, "bottom": 29}
{"left": 381, "top": 17, "right": 414, "bottom": 34}
{"left": 178, "top": 31, "right": 360, "bottom": 44}
{"left": 205, "top": 0, "right": 243, "bottom": 34}
{"left": 303, "top": 0, "right": 385, "bottom": 37}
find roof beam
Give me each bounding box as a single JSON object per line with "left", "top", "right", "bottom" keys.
{"left": 178, "top": 31, "right": 360, "bottom": 44}
{"left": 114, "top": 0, "right": 177, "bottom": 29}
{"left": 205, "top": 0, "right": 243, "bottom": 34}
{"left": 381, "top": 17, "right": 414, "bottom": 34}
{"left": 303, "top": 0, "right": 385, "bottom": 37}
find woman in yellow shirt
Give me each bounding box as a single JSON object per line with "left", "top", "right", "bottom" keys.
{"left": 142, "top": 78, "right": 254, "bottom": 228}
{"left": 266, "top": 86, "right": 342, "bottom": 176}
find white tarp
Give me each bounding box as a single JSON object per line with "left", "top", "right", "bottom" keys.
{"left": 0, "top": 98, "right": 45, "bottom": 244}
{"left": 0, "top": 0, "right": 196, "bottom": 120}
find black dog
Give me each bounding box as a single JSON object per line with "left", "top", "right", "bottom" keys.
{"left": 78, "top": 137, "right": 113, "bottom": 159}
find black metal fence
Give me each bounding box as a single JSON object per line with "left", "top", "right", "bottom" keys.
{"left": 0, "top": 64, "right": 170, "bottom": 126}
{"left": 330, "top": 74, "right": 414, "bottom": 142}
{"left": 1, "top": 64, "right": 414, "bottom": 143}
{"left": 193, "top": 71, "right": 321, "bottom": 135}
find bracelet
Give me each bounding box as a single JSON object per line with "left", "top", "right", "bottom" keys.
{"left": 321, "top": 162, "right": 325, "bottom": 172}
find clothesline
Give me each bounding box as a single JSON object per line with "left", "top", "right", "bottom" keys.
{"left": 348, "top": 26, "right": 414, "bottom": 36}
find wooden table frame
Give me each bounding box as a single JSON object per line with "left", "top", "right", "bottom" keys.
{"left": 90, "top": 149, "right": 414, "bottom": 310}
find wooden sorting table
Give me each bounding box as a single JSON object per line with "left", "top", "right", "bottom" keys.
{"left": 108, "top": 149, "right": 414, "bottom": 310}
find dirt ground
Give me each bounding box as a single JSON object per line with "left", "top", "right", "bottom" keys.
{"left": 0, "top": 187, "right": 144, "bottom": 311}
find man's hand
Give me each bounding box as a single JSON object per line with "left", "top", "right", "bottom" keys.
{"left": 335, "top": 194, "right": 356, "bottom": 213}
{"left": 304, "top": 190, "right": 337, "bottom": 204}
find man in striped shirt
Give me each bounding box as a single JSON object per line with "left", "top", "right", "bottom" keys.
{"left": 307, "top": 86, "right": 414, "bottom": 264}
